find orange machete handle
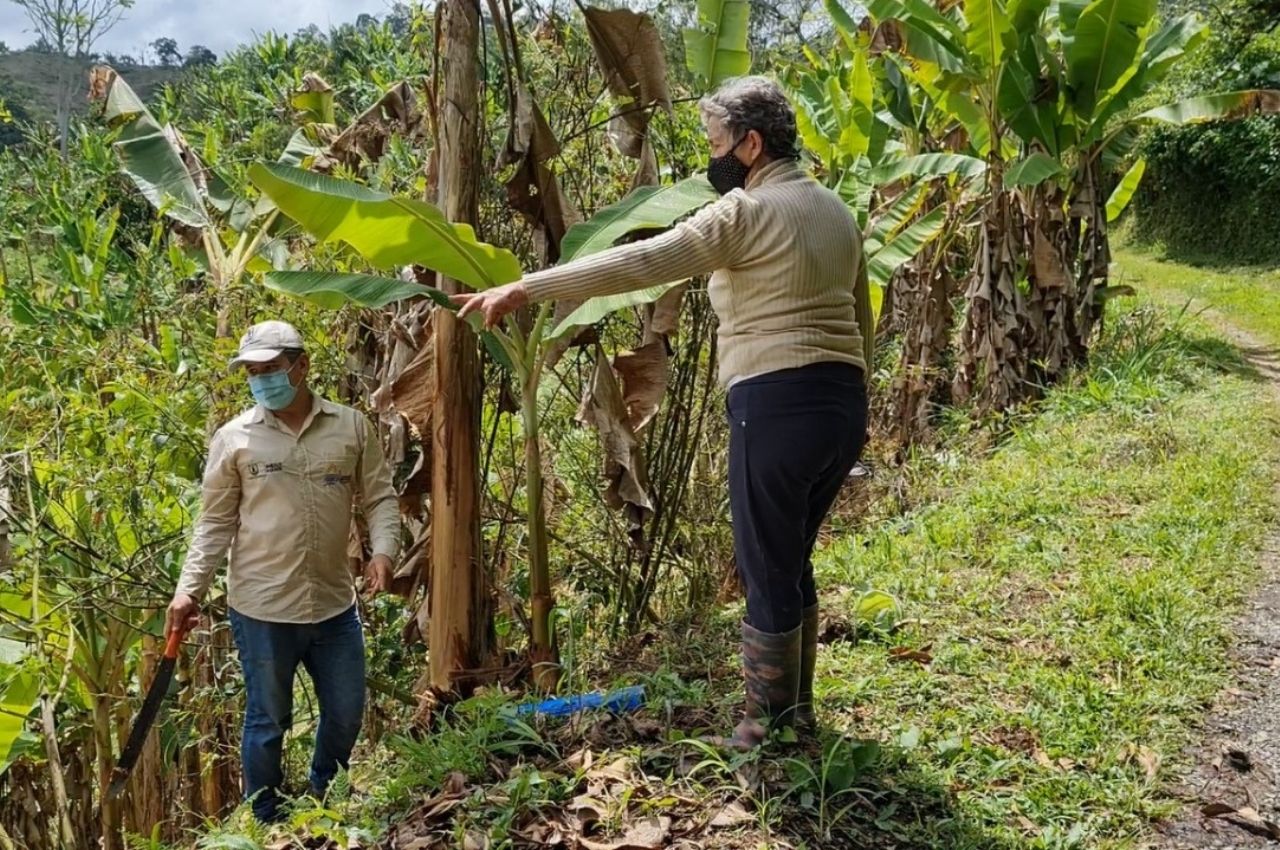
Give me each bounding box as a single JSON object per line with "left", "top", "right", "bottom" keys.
{"left": 163, "top": 624, "right": 186, "bottom": 659}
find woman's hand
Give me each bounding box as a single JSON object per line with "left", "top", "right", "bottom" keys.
{"left": 451, "top": 282, "right": 530, "bottom": 329}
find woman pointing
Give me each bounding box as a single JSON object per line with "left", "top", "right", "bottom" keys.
{"left": 455, "top": 75, "right": 874, "bottom": 749}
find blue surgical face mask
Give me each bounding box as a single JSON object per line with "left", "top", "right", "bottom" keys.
{"left": 248, "top": 363, "right": 300, "bottom": 410}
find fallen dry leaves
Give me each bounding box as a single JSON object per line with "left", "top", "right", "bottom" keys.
{"left": 888, "top": 644, "right": 933, "bottom": 665}
{"left": 376, "top": 726, "right": 780, "bottom": 850}
{"left": 1200, "top": 801, "right": 1280, "bottom": 839}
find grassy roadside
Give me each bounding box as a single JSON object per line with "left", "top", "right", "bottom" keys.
{"left": 815, "top": 298, "right": 1280, "bottom": 848}
{"left": 178, "top": 263, "right": 1280, "bottom": 850}
{"left": 1113, "top": 247, "right": 1280, "bottom": 345}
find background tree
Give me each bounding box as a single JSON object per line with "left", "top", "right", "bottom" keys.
{"left": 1131, "top": 0, "right": 1280, "bottom": 263}
{"left": 0, "top": 94, "right": 27, "bottom": 149}
{"left": 150, "top": 36, "right": 180, "bottom": 67}
{"left": 8, "top": 0, "right": 135, "bottom": 156}
{"left": 183, "top": 44, "right": 217, "bottom": 67}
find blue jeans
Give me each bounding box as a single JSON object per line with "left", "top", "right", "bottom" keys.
{"left": 228, "top": 604, "right": 366, "bottom": 822}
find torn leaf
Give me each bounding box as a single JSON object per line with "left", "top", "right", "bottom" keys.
{"left": 576, "top": 349, "right": 653, "bottom": 543}
{"left": 613, "top": 342, "right": 668, "bottom": 433}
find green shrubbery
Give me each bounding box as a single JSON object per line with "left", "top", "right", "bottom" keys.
{"left": 1131, "top": 3, "right": 1280, "bottom": 264}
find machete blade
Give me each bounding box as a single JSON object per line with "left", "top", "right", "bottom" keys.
{"left": 109, "top": 628, "right": 185, "bottom": 800}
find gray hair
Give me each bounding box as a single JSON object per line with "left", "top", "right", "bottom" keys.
{"left": 698, "top": 76, "right": 800, "bottom": 161}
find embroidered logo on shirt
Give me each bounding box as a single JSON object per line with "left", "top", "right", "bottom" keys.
{"left": 247, "top": 461, "right": 284, "bottom": 478}
{"left": 322, "top": 472, "right": 353, "bottom": 487}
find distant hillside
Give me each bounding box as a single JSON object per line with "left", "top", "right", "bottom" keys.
{"left": 0, "top": 50, "right": 178, "bottom": 139}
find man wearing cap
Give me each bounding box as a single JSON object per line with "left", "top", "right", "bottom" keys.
{"left": 166, "top": 320, "right": 401, "bottom": 822}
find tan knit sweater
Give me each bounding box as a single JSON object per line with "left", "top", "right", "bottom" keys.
{"left": 522, "top": 158, "right": 874, "bottom": 387}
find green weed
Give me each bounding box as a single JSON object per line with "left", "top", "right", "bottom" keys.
{"left": 807, "top": 286, "right": 1280, "bottom": 847}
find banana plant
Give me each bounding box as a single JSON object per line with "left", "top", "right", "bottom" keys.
{"left": 787, "top": 29, "right": 977, "bottom": 329}
{"left": 249, "top": 162, "right": 718, "bottom": 688}
{"left": 89, "top": 66, "right": 286, "bottom": 342}
{"left": 683, "top": 0, "right": 751, "bottom": 87}
{"left": 0, "top": 615, "right": 38, "bottom": 780}
{"left": 89, "top": 68, "right": 431, "bottom": 343}
{"left": 998, "top": 2, "right": 1279, "bottom": 358}
{"left": 851, "top": 0, "right": 1280, "bottom": 407}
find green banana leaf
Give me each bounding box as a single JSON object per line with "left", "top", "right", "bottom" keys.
{"left": 1066, "top": 0, "right": 1157, "bottom": 117}
{"left": 867, "top": 182, "right": 930, "bottom": 245}
{"left": 264, "top": 271, "right": 434, "bottom": 309}
{"left": 1085, "top": 15, "right": 1207, "bottom": 141}
{"left": 965, "top": 0, "right": 1013, "bottom": 70}
{"left": 865, "top": 0, "right": 967, "bottom": 59}
{"left": 882, "top": 57, "right": 919, "bottom": 129}
{"left": 547, "top": 178, "right": 720, "bottom": 338}
{"left": 1134, "top": 14, "right": 1207, "bottom": 81}
{"left": 0, "top": 669, "right": 37, "bottom": 778}
{"left": 1051, "top": 0, "right": 1092, "bottom": 33}
{"left": 560, "top": 177, "right": 719, "bottom": 262}
{"left": 824, "top": 0, "right": 863, "bottom": 42}
{"left": 941, "top": 88, "right": 994, "bottom": 156}
{"left": 1105, "top": 158, "right": 1146, "bottom": 222}
{"left": 98, "top": 69, "right": 210, "bottom": 229}
{"left": 551, "top": 283, "right": 685, "bottom": 339}
{"left": 1009, "top": 0, "right": 1051, "bottom": 33}
{"left": 847, "top": 47, "right": 876, "bottom": 160}
{"left": 998, "top": 41, "right": 1061, "bottom": 153}
{"left": 868, "top": 153, "right": 987, "bottom": 185}
{"left": 276, "top": 127, "right": 325, "bottom": 169}
{"left": 795, "top": 83, "right": 838, "bottom": 165}
{"left": 903, "top": 22, "right": 971, "bottom": 73}
{"left": 263, "top": 271, "right": 515, "bottom": 370}
{"left": 249, "top": 163, "right": 523, "bottom": 291}
{"left": 867, "top": 206, "right": 947, "bottom": 286}
{"left": 291, "top": 88, "right": 336, "bottom": 127}
{"left": 1005, "top": 152, "right": 1065, "bottom": 186}
{"left": 683, "top": 0, "right": 751, "bottom": 87}
{"left": 1136, "top": 89, "right": 1280, "bottom": 125}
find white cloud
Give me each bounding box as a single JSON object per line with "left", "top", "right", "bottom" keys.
{"left": 0, "top": 0, "right": 395, "bottom": 59}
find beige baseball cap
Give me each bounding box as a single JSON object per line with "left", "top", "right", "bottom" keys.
{"left": 228, "top": 320, "right": 305, "bottom": 370}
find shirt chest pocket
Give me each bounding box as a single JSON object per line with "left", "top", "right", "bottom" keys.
{"left": 238, "top": 453, "right": 295, "bottom": 483}
{"left": 309, "top": 446, "right": 358, "bottom": 489}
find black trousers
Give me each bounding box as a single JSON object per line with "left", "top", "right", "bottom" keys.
{"left": 727, "top": 361, "right": 868, "bottom": 634}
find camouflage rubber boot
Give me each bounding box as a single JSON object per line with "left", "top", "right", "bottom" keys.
{"left": 723, "top": 620, "right": 803, "bottom": 751}
{"left": 795, "top": 605, "right": 819, "bottom": 732}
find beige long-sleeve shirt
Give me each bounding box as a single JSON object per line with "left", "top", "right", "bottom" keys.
{"left": 522, "top": 159, "right": 874, "bottom": 386}
{"left": 176, "top": 394, "right": 401, "bottom": 624}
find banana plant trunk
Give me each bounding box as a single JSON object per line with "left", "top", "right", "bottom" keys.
{"left": 90, "top": 691, "right": 121, "bottom": 850}
{"left": 1024, "top": 179, "right": 1086, "bottom": 384}
{"left": 954, "top": 158, "right": 1031, "bottom": 411}
{"left": 428, "top": 0, "right": 492, "bottom": 696}
{"left": 890, "top": 243, "right": 956, "bottom": 444}
{"left": 520, "top": 361, "right": 559, "bottom": 691}
{"left": 1070, "top": 146, "right": 1111, "bottom": 345}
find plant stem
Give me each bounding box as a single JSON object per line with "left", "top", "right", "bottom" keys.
{"left": 521, "top": 305, "right": 558, "bottom": 691}
{"left": 22, "top": 240, "right": 35, "bottom": 287}
{"left": 23, "top": 450, "right": 76, "bottom": 846}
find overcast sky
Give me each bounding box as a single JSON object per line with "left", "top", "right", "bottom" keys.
{"left": 0, "top": 0, "right": 397, "bottom": 58}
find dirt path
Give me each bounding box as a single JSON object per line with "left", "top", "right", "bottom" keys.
{"left": 1158, "top": 311, "right": 1280, "bottom": 848}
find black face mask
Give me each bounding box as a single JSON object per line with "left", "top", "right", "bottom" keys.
{"left": 707, "top": 136, "right": 753, "bottom": 195}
